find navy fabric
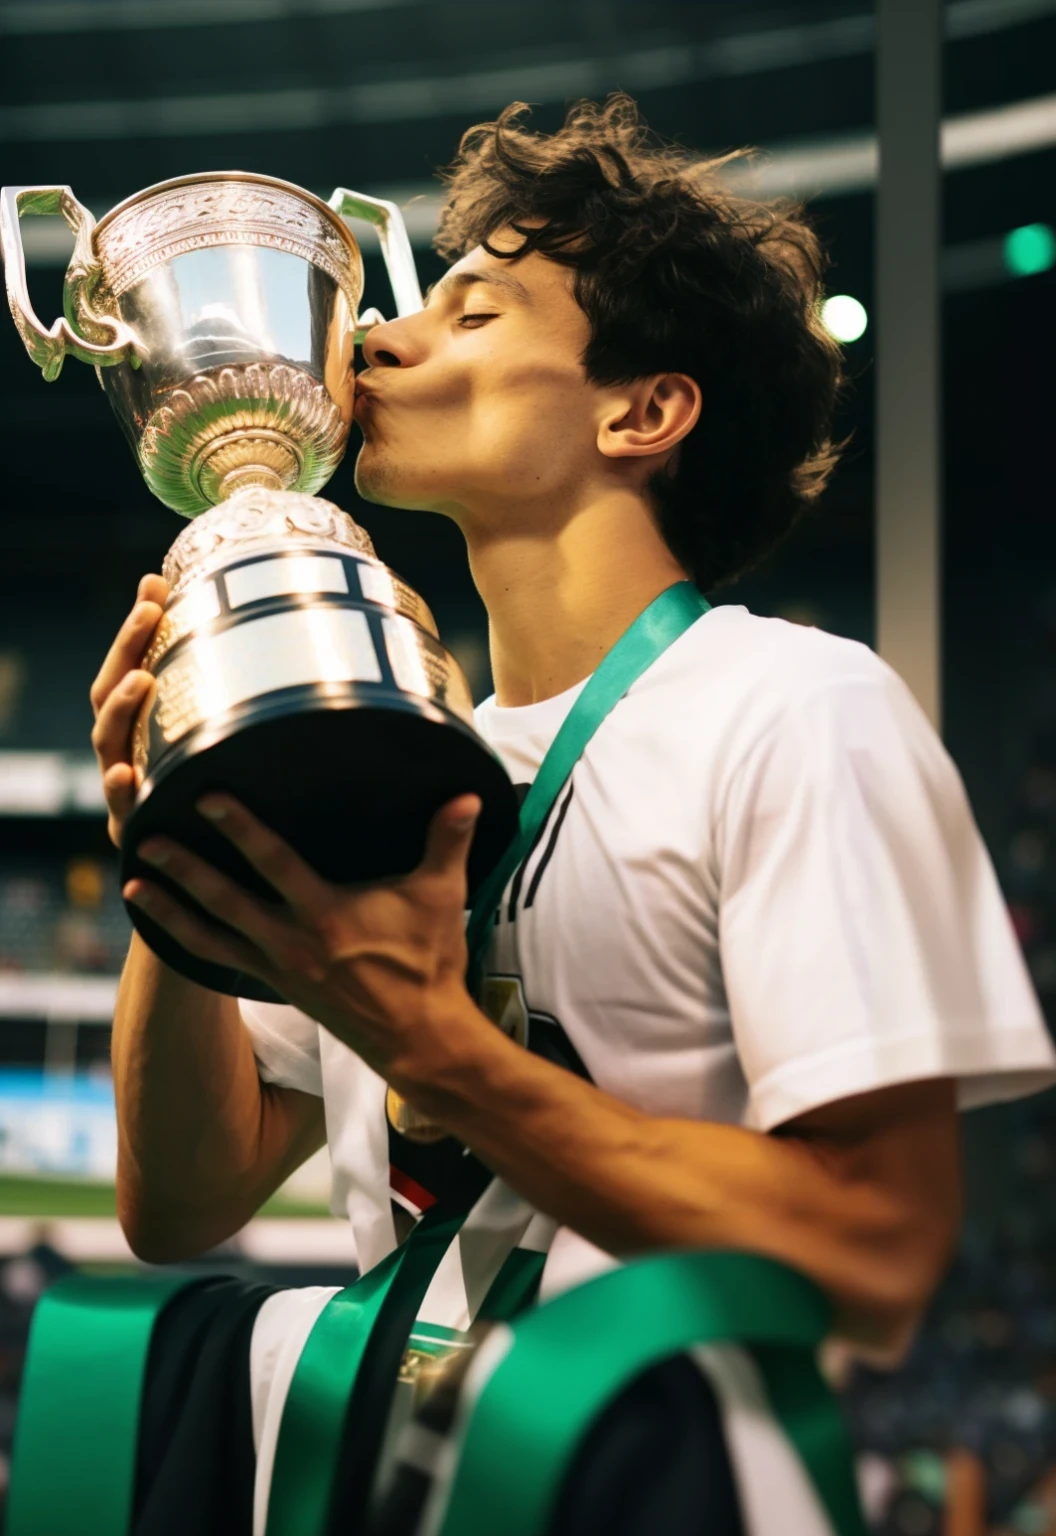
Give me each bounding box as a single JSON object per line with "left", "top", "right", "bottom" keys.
{"left": 134, "top": 1276, "right": 275, "bottom": 1536}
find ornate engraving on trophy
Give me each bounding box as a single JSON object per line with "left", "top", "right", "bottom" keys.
{"left": 161, "top": 489, "right": 376, "bottom": 593}
{"left": 94, "top": 178, "right": 363, "bottom": 308}
{"left": 383, "top": 616, "right": 475, "bottom": 724}
{"left": 154, "top": 652, "right": 204, "bottom": 743}
{"left": 418, "top": 633, "right": 471, "bottom": 712}
{"left": 131, "top": 685, "right": 156, "bottom": 779}
{"left": 62, "top": 214, "right": 121, "bottom": 353}
{"left": 357, "top": 563, "right": 438, "bottom": 635}
{"left": 388, "top": 583, "right": 439, "bottom": 636}
{"left": 139, "top": 361, "right": 350, "bottom": 512}
{"left": 143, "top": 580, "right": 223, "bottom": 671}
{"left": 143, "top": 615, "right": 177, "bottom": 674}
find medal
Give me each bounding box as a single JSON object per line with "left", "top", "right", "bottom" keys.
{"left": 386, "top": 1085, "right": 450, "bottom": 1143}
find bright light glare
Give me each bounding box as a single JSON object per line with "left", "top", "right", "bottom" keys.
{"left": 1003, "top": 223, "right": 1056, "bottom": 278}
{"left": 821, "top": 294, "right": 868, "bottom": 343}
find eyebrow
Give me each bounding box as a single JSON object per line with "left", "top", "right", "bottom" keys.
{"left": 424, "top": 269, "right": 532, "bottom": 307}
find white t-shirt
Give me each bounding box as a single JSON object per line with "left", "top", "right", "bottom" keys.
{"left": 241, "top": 603, "right": 1056, "bottom": 1531}
{"left": 244, "top": 606, "right": 1055, "bottom": 1261}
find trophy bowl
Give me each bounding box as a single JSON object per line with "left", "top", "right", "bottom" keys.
{"left": 1, "top": 174, "right": 518, "bottom": 999}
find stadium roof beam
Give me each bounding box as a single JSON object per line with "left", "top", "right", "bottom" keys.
{"left": 725, "top": 92, "right": 1056, "bottom": 201}
{"left": 2, "top": 68, "right": 1054, "bottom": 159}
{"left": 0, "top": 0, "right": 1052, "bottom": 85}
{"left": 16, "top": 89, "right": 1056, "bottom": 268}
{"left": 0, "top": 0, "right": 418, "bottom": 31}
{"left": 875, "top": 0, "right": 942, "bottom": 731}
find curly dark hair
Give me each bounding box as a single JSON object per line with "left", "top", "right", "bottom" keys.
{"left": 435, "top": 95, "right": 845, "bottom": 592}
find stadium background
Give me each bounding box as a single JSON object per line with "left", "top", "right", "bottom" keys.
{"left": 0, "top": 1, "right": 1054, "bottom": 1530}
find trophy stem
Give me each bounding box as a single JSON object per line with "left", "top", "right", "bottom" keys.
{"left": 201, "top": 433, "right": 301, "bottom": 502}
{"left": 217, "top": 465, "right": 288, "bottom": 497}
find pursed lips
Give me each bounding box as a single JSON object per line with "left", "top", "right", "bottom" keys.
{"left": 353, "top": 381, "right": 378, "bottom": 420}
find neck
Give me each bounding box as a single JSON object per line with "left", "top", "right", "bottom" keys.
{"left": 461, "top": 486, "right": 688, "bottom": 708}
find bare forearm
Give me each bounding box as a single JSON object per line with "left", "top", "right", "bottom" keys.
{"left": 112, "top": 934, "right": 322, "bottom": 1259}
{"left": 397, "top": 1006, "right": 959, "bottom": 1352}
{"left": 92, "top": 580, "right": 324, "bottom": 1257}
{"left": 409, "top": 1032, "right": 887, "bottom": 1295}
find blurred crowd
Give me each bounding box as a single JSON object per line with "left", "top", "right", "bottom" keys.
{"left": 1004, "top": 749, "right": 1056, "bottom": 1023}
{"left": 845, "top": 1094, "right": 1056, "bottom": 1533}
{"left": 0, "top": 855, "right": 128, "bottom": 977}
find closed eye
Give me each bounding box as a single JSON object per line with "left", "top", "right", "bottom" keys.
{"left": 458, "top": 313, "right": 498, "bottom": 328}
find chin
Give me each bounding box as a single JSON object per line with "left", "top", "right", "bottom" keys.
{"left": 352, "top": 445, "right": 456, "bottom": 516}
{"left": 353, "top": 445, "right": 408, "bottom": 508}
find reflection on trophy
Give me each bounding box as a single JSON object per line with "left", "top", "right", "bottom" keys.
{"left": 0, "top": 174, "right": 518, "bottom": 999}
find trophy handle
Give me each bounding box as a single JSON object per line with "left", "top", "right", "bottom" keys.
{"left": 0, "top": 185, "right": 144, "bottom": 382}
{"left": 327, "top": 188, "right": 423, "bottom": 341}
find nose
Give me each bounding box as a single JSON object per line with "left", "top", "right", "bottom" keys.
{"left": 360, "top": 313, "right": 417, "bottom": 370}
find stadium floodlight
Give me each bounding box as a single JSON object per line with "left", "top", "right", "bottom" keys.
{"left": 1003, "top": 223, "right": 1056, "bottom": 278}
{"left": 820, "top": 294, "right": 868, "bottom": 342}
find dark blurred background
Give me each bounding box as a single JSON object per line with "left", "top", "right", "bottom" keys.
{"left": 0, "top": 1, "right": 1054, "bottom": 1530}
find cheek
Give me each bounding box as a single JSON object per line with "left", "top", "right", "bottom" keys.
{"left": 466, "top": 354, "right": 593, "bottom": 458}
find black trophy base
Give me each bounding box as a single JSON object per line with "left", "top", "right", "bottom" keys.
{"left": 120, "top": 688, "right": 518, "bottom": 1001}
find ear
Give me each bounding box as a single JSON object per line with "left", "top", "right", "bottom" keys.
{"left": 597, "top": 373, "right": 702, "bottom": 464}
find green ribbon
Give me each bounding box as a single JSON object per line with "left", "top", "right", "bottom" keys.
{"left": 465, "top": 581, "right": 710, "bottom": 990}
{"left": 265, "top": 1207, "right": 465, "bottom": 1536}
{"left": 6, "top": 1273, "right": 204, "bottom": 1536}
{"left": 435, "top": 1251, "right": 867, "bottom": 1536}
{"left": 263, "top": 1242, "right": 405, "bottom": 1536}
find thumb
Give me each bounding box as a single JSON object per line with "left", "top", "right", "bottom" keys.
{"left": 419, "top": 795, "right": 482, "bottom": 880}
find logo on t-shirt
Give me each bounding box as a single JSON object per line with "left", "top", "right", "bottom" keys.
{"left": 480, "top": 973, "right": 590, "bottom": 1083}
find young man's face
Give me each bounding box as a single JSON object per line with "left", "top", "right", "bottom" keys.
{"left": 352, "top": 231, "right": 602, "bottom": 526}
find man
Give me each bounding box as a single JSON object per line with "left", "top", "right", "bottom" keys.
{"left": 90, "top": 97, "right": 1055, "bottom": 1533}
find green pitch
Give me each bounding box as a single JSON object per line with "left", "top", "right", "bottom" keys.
{"left": 0, "top": 1175, "right": 329, "bottom": 1218}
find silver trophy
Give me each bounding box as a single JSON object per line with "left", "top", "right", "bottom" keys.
{"left": 1, "top": 174, "right": 517, "bottom": 998}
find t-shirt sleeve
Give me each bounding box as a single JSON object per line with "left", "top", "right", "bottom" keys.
{"left": 717, "top": 662, "right": 1056, "bottom": 1131}
{"left": 239, "top": 998, "right": 323, "bottom": 1097}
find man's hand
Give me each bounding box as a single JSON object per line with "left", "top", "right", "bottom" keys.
{"left": 91, "top": 574, "right": 168, "bottom": 847}
{"left": 122, "top": 792, "right": 487, "bottom": 1079}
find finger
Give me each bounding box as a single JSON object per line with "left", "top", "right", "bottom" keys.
{"left": 103, "top": 762, "right": 138, "bottom": 847}
{"left": 103, "top": 760, "right": 137, "bottom": 807}
{"left": 137, "top": 573, "right": 169, "bottom": 606}
{"left": 123, "top": 878, "right": 272, "bottom": 981}
{"left": 91, "top": 669, "right": 153, "bottom": 771}
{"left": 136, "top": 837, "right": 293, "bottom": 954}
{"left": 90, "top": 597, "right": 164, "bottom": 718}
{"left": 417, "top": 795, "right": 482, "bottom": 879}
{"left": 195, "top": 796, "right": 330, "bottom": 913}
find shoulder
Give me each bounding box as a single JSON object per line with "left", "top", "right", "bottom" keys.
{"left": 644, "top": 604, "right": 928, "bottom": 758}
{"left": 672, "top": 604, "right": 894, "bottom": 699}
{"left": 689, "top": 615, "right": 969, "bottom": 845}
{"left": 626, "top": 606, "right": 973, "bottom": 856}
